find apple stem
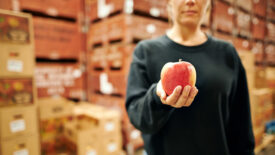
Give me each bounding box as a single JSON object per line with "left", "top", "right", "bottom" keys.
{"left": 179, "top": 59, "right": 182, "bottom": 62}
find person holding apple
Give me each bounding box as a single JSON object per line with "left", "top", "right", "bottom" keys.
{"left": 126, "top": 0, "right": 255, "bottom": 154}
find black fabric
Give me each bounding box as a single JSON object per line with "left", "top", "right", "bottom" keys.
{"left": 126, "top": 34, "right": 255, "bottom": 155}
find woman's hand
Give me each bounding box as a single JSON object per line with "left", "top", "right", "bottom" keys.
{"left": 156, "top": 80, "right": 198, "bottom": 108}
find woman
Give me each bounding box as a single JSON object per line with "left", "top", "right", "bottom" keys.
{"left": 126, "top": 0, "right": 255, "bottom": 154}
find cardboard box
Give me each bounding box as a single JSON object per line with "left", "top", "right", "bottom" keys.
{"left": 0, "top": 78, "right": 34, "bottom": 107}
{"left": 0, "top": 133, "right": 40, "bottom": 155}
{"left": 35, "top": 63, "right": 86, "bottom": 100}
{"left": 0, "top": 105, "right": 38, "bottom": 140}
{"left": 236, "top": 9, "right": 251, "bottom": 37}
{"left": 88, "top": 14, "right": 168, "bottom": 46}
{"left": 0, "top": 10, "right": 35, "bottom": 77}
{"left": 0, "top": 44, "right": 34, "bottom": 77}
{"left": 266, "top": 67, "right": 275, "bottom": 88}
{"left": 265, "top": 44, "right": 275, "bottom": 66}
{"left": 250, "top": 89, "right": 273, "bottom": 128}
{"left": 64, "top": 121, "right": 100, "bottom": 155}
{"left": 74, "top": 104, "right": 121, "bottom": 137}
{"left": 252, "top": 17, "right": 265, "bottom": 40}
{"left": 38, "top": 97, "right": 74, "bottom": 154}
{"left": 38, "top": 97, "right": 73, "bottom": 120}
{"left": 33, "top": 17, "right": 81, "bottom": 59}
{"left": 88, "top": 46, "right": 108, "bottom": 72}
{"left": 255, "top": 67, "right": 267, "bottom": 88}
{"left": 267, "top": 22, "right": 275, "bottom": 42}
{"left": 253, "top": 0, "right": 267, "bottom": 17}
{"left": 252, "top": 41, "right": 264, "bottom": 64}
{"left": 86, "top": 0, "right": 168, "bottom": 21}
{"left": 238, "top": 51, "right": 255, "bottom": 91}
{"left": 0, "top": 0, "right": 82, "bottom": 19}
{"left": 267, "top": 6, "right": 275, "bottom": 21}
{"left": 212, "top": 1, "right": 234, "bottom": 33}
{"left": 234, "top": 37, "right": 251, "bottom": 51}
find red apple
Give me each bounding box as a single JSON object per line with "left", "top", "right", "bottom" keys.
{"left": 161, "top": 59, "right": 196, "bottom": 95}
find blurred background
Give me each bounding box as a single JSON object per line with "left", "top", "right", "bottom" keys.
{"left": 0, "top": 0, "right": 274, "bottom": 154}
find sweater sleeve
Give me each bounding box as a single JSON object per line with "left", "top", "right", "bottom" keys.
{"left": 227, "top": 51, "right": 255, "bottom": 155}
{"left": 125, "top": 42, "right": 175, "bottom": 134}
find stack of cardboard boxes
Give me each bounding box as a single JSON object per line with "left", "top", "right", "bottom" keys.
{"left": 63, "top": 102, "right": 123, "bottom": 155}
{"left": 238, "top": 51, "right": 274, "bottom": 148}
{"left": 0, "top": 9, "right": 40, "bottom": 155}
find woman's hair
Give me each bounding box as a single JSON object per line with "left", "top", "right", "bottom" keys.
{"left": 167, "top": 0, "right": 212, "bottom": 26}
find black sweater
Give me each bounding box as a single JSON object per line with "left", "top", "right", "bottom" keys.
{"left": 126, "top": 35, "right": 255, "bottom": 155}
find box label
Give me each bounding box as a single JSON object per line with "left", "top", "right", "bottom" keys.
{"left": 86, "top": 150, "right": 97, "bottom": 155}
{"left": 7, "top": 60, "right": 23, "bottom": 72}
{"left": 13, "top": 149, "right": 29, "bottom": 155}
{"left": 10, "top": 119, "right": 26, "bottom": 133}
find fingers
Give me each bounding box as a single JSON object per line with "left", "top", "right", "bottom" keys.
{"left": 184, "top": 87, "right": 198, "bottom": 107}
{"left": 173, "top": 85, "right": 191, "bottom": 108}
{"left": 166, "top": 86, "right": 182, "bottom": 105}
{"left": 172, "top": 86, "right": 198, "bottom": 108}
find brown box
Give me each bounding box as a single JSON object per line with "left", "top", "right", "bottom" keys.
{"left": 86, "top": 0, "right": 168, "bottom": 21}
{"left": 255, "top": 66, "right": 267, "bottom": 88}
{"left": 88, "top": 14, "right": 168, "bottom": 46}
{"left": 35, "top": 63, "right": 86, "bottom": 100}
{"left": 64, "top": 121, "right": 100, "bottom": 155}
{"left": 252, "top": 41, "right": 264, "bottom": 64}
{"left": 213, "top": 1, "right": 234, "bottom": 33}
{"left": 0, "top": 78, "right": 34, "bottom": 107}
{"left": 267, "top": 22, "right": 275, "bottom": 42}
{"left": 0, "top": 45, "right": 34, "bottom": 77}
{"left": 237, "top": 0, "right": 252, "bottom": 11}
{"left": 33, "top": 17, "right": 81, "bottom": 59}
{"left": 88, "top": 46, "right": 108, "bottom": 72}
{"left": 0, "top": 105, "right": 38, "bottom": 140}
{"left": 0, "top": 10, "right": 35, "bottom": 77}
{"left": 252, "top": 17, "right": 265, "bottom": 40}
{"left": 87, "top": 20, "right": 109, "bottom": 47}
{"left": 88, "top": 94, "right": 128, "bottom": 122}
{"left": 266, "top": 67, "right": 275, "bottom": 88}
{"left": 233, "top": 37, "right": 251, "bottom": 51}
{"left": 253, "top": 0, "right": 267, "bottom": 17}
{"left": 0, "top": 133, "right": 40, "bottom": 155}
{"left": 238, "top": 51, "right": 255, "bottom": 91}
{"left": 38, "top": 98, "right": 74, "bottom": 154}
{"left": 250, "top": 89, "right": 273, "bottom": 127}
{"left": 267, "top": 6, "right": 275, "bottom": 21}
{"left": 108, "top": 14, "right": 168, "bottom": 43}
{"left": 38, "top": 98, "right": 73, "bottom": 120}
{"left": 65, "top": 104, "right": 123, "bottom": 155}
{"left": 265, "top": 44, "right": 275, "bottom": 66}
{"left": 0, "top": 0, "right": 82, "bottom": 19}
{"left": 236, "top": 9, "right": 251, "bottom": 37}
{"left": 75, "top": 107, "right": 121, "bottom": 138}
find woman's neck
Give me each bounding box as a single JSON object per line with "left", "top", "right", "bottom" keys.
{"left": 167, "top": 24, "right": 207, "bottom": 46}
